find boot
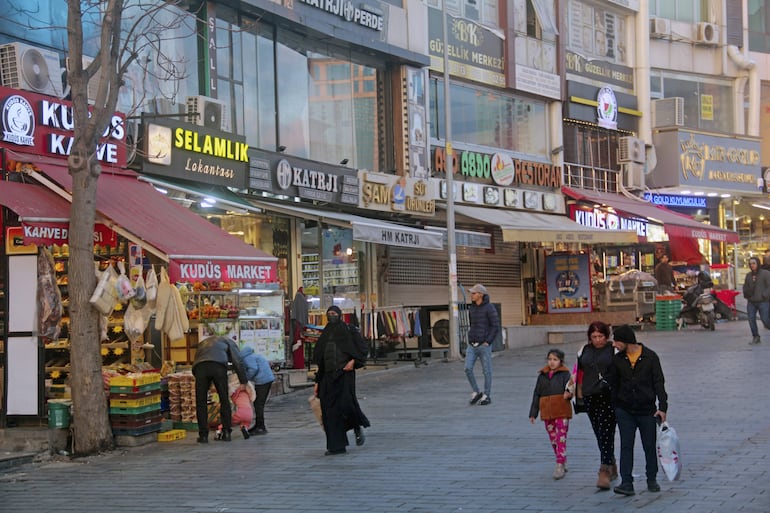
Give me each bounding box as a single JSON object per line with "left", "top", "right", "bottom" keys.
{"left": 553, "top": 463, "right": 565, "bottom": 480}
{"left": 596, "top": 464, "right": 611, "bottom": 490}
{"left": 610, "top": 462, "right": 618, "bottom": 481}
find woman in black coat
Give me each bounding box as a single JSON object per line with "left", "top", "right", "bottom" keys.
{"left": 312, "top": 306, "right": 370, "bottom": 455}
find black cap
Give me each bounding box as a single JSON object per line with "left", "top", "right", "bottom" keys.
{"left": 613, "top": 324, "right": 637, "bottom": 344}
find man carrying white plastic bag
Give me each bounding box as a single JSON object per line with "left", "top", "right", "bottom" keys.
{"left": 657, "top": 421, "right": 682, "bottom": 481}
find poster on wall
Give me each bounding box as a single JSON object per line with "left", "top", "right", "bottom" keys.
{"left": 545, "top": 253, "right": 592, "bottom": 313}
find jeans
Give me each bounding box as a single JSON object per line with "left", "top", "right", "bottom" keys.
{"left": 464, "top": 343, "right": 492, "bottom": 397}
{"left": 615, "top": 407, "right": 658, "bottom": 484}
{"left": 746, "top": 301, "right": 770, "bottom": 337}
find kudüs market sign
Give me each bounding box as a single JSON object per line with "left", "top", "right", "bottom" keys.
{"left": 0, "top": 86, "right": 127, "bottom": 167}
{"left": 569, "top": 204, "right": 648, "bottom": 238}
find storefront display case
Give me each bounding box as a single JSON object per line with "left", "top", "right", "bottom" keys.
{"left": 597, "top": 270, "right": 657, "bottom": 320}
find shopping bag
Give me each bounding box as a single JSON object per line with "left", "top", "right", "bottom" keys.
{"left": 308, "top": 394, "right": 323, "bottom": 428}
{"left": 656, "top": 421, "right": 682, "bottom": 481}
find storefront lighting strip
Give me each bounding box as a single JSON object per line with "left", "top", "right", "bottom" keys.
{"left": 751, "top": 203, "right": 770, "bottom": 211}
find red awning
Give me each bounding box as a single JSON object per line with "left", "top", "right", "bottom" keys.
{"left": 37, "top": 166, "right": 278, "bottom": 283}
{"left": 0, "top": 180, "right": 117, "bottom": 246}
{"left": 562, "top": 186, "right": 740, "bottom": 244}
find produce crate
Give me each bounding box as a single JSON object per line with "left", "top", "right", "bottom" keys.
{"left": 158, "top": 429, "right": 187, "bottom": 442}
{"left": 109, "top": 373, "right": 161, "bottom": 388}
{"left": 110, "top": 411, "right": 163, "bottom": 429}
{"left": 109, "top": 391, "right": 161, "bottom": 408}
{"left": 111, "top": 422, "right": 162, "bottom": 437}
{"left": 109, "top": 382, "right": 162, "bottom": 394}
{"left": 173, "top": 421, "right": 199, "bottom": 431}
{"left": 109, "top": 403, "right": 162, "bottom": 416}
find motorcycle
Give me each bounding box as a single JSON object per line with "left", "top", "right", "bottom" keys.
{"left": 676, "top": 272, "right": 716, "bottom": 331}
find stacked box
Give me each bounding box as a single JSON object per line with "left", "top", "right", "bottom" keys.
{"left": 167, "top": 371, "right": 197, "bottom": 426}
{"left": 160, "top": 378, "right": 170, "bottom": 416}
{"left": 655, "top": 296, "right": 681, "bottom": 331}
{"left": 109, "top": 373, "right": 162, "bottom": 436}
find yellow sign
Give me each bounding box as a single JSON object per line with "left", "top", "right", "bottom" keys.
{"left": 701, "top": 94, "right": 713, "bottom": 121}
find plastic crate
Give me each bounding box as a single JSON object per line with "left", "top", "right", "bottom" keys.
{"left": 109, "top": 391, "right": 161, "bottom": 408}
{"left": 158, "top": 429, "right": 187, "bottom": 442}
{"left": 110, "top": 411, "right": 163, "bottom": 428}
{"left": 173, "top": 421, "right": 199, "bottom": 431}
{"left": 109, "top": 382, "right": 162, "bottom": 394}
{"left": 112, "top": 422, "right": 162, "bottom": 437}
{"left": 109, "top": 403, "right": 162, "bottom": 416}
{"left": 109, "top": 373, "right": 161, "bottom": 387}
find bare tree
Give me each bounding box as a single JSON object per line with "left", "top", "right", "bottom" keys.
{"left": 64, "top": 0, "right": 192, "bottom": 455}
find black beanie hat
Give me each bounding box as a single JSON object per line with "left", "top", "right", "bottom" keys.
{"left": 327, "top": 305, "right": 342, "bottom": 316}
{"left": 613, "top": 324, "right": 637, "bottom": 344}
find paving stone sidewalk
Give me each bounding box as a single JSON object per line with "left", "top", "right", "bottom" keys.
{"left": 0, "top": 319, "right": 768, "bottom": 513}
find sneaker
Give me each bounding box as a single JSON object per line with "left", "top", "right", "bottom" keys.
{"left": 478, "top": 394, "right": 491, "bottom": 405}
{"left": 354, "top": 426, "right": 366, "bottom": 446}
{"left": 469, "top": 392, "right": 483, "bottom": 405}
{"left": 553, "top": 463, "right": 565, "bottom": 480}
{"left": 614, "top": 482, "right": 635, "bottom": 496}
{"left": 647, "top": 480, "right": 661, "bottom": 492}
{"left": 750, "top": 336, "right": 761, "bottom": 345}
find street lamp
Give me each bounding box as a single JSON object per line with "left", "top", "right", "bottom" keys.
{"left": 442, "top": 1, "right": 460, "bottom": 360}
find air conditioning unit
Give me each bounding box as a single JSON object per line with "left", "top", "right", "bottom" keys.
{"left": 695, "top": 22, "right": 719, "bottom": 45}
{"left": 650, "top": 18, "right": 671, "bottom": 38}
{"left": 622, "top": 162, "right": 645, "bottom": 190}
{"left": 186, "top": 95, "right": 231, "bottom": 131}
{"left": 0, "top": 42, "right": 63, "bottom": 97}
{"left": 618, "top": 137, "right": 646, "bottom": 164}
{"left": 652, "top": 97, "right": 684, "bottom": 129}
{"left": 65, "top": 55, "right": 100, "bottom": 104}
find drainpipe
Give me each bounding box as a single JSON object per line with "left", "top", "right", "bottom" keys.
{"left": 636, "top": 0, "right": 651, "bottom": 146}
{"left": 727, "top": 45, "right": 759, "bottom": 137}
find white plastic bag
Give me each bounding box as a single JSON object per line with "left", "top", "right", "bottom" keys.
{"left": 656, "top": 421, "right": 682, "bottom": 481}
{"left": 145, "top": 266, "right": 159, "bottom": 306}
{"left": 90, "top": 263, "right": 119, "bottom": 316}
{"left": 115, "top": 261, "right": 136, "bottom": 302}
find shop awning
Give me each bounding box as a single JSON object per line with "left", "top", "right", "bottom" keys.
{"left": 34, "top": 166, "right": 278, "bottom": 284}
{"left": 452, "top": 205, "right": 638, "bottom": 243}
{"left": 249, "top": 200, "right": 445, "bottom": 250}
{"left": 137, "top": 175, "right": 262, "bottom": 214}
{"left": 562, "top": 186, "right": 740, "bottom": 243}
{"left": 0, "top": 180, "right": 116, "bottom": 246}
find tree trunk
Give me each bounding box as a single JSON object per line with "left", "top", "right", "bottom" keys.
{"left": 67, "top": 148, "right": 113, "bottom": 455}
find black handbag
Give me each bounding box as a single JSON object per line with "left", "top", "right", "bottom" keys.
{"left": 573, "top": 397, "right": 587, "bottom": 414}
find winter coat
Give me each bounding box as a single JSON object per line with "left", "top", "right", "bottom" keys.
{"left": 192, "top": 336, "right": 248, "bottom": 385}
{"left": 313, "top": 320, "right": 357, "bottom": 382}
{"left": 467, "top": 294, "right": 500, "bottom": 345}
{"left": 611, "top": 344, "right": 668, "bottom": 416}
{"left": 577, "top": 343, "right": 615, "bottom": 397}
{"left": 742, "top": 267, "right": 770, "bottom": 304}
{"left": 529, "top": 365, "right": 573, "bottom": 420}
{"left": 240, "top": 346, "right": 275, "bottom": 385}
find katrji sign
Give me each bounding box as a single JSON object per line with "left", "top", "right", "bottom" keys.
{"left": 168, "top": 259, "right": 277, "bottom": 285}
{"left": 0, "top": 86, "right": 128, "bottom": 167}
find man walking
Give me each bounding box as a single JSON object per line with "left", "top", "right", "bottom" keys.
{"left": 465, "top": 284, "right": 499, "bottom": 406}
{"left": 610, "top": 325, "right": 668, "bottom": 497}
{"left": 742, "top": 256, "right": 770, "bottom": 345}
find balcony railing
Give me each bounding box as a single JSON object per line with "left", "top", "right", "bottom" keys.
{"left": 563, "top": 163, "right": 620, "bottom": 193}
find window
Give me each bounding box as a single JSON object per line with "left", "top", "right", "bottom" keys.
{"left": 429, "top": 78, "right": 548, "bottom": 156}
{"left": 567, "top": 0, "right": 628, "bottom": 64}
{"left": 428, "top": 0, "right": 499, "bottom": 28}
{"left": 651, "top": 72, "right": 735, "bottom": 134}
{"left": 748, "top": 0, "right": 770, "bottom": 53}
{"left": 649, "top": 0, "right": 707, "bottom": 23}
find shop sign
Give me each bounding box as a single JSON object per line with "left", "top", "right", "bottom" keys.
{"left": 142, "top": 119, "right": 249, "bottom": 189}
{"left": 296, "top": 0, "right": 385, "bottom": 31}
{"left": 643, "top": 193, "right": 707, "bottom": 209}
{"left": 11, "top": 223, "right": 117, "bottom": 247}
{"left": 679, "top": 131, "right": 759, "bottom": 187}
{"left": 545, "top": 254, "right": 592, "bottom": 313}
{"left": 596, "top": 86, "right": 618, "bottom": 130}
{"left": 432, "top": 146, "right": 561, "bottom": 188}
{"left": 565, "top": 52, "right": 634, "bottom": 90}
{"left": 569, "top": 204, "right": 648, "bottom": 238}
{"left": 427, "top": 9, "right": 505, "bottom": 87}
{"left": 359, "top": 171, "right": 436, "bottom": 216}
{"left": 0, "top": 86, "right": 127, "bottom": 167}
{"left": 169, "top": 259, "right": 277, "bottom": 284}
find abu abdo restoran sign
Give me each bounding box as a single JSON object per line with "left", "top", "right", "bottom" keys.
{"left": 0, "top": 86, "right": 128, "bottom": 167}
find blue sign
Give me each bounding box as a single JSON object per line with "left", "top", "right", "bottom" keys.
{"left": 643, "top": 193, "right": 707, "bottom": 209}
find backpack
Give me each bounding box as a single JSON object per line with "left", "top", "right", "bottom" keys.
{"left": 347, "top": 323, "right": 369, "bottom": 368}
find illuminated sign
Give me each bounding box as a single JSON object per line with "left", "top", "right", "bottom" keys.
{"left": 432, "top": 146, "right": 561, "bottom": 188}
{"left": 570, "top": 205, "right": 648, "bottom": 237}
{"left": 643, "top": 193, "right": 707, "bottom": 209}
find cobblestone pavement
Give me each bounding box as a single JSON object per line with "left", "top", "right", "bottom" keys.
{"left": 1, "top": 319, "right": 768, "bottom": 513}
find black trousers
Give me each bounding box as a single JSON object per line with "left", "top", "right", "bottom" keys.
{"left": 615, "top": 407, "right": 658, "bottom": 483}
{"left": 193, "top": 361, "right": 230, "bottom": 437}
{"left": 253, "top": 382, "right": 272, "bottom": 429}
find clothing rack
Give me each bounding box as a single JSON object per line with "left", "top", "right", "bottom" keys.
{"left": 360, "top": 305, "right": 433, "bottom": 363}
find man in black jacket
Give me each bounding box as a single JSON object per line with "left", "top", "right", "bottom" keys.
{"left": 465, "top": 284, "right": 500, "bottom": 406}
{"left": 610, "top": 325, "right": 668, "bottom": 496}
{"left": 192, "top": 336, "right": 248, "bottom": 443}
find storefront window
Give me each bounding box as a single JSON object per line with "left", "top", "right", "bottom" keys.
{"left": 748, "top": 0, "right": 770, "bottom": 53}
{"left": 567, "top": 0, "right": 628, "bottom": 64}
{"left": 649, "top": 0, "right": 706, "bottom": 23}
{"left": 301, "top": 223, "right": 360, "bottom": 312}
{"left": 652, "top": 73, "right": 734, "bottom": 134}
{"left": 429, "top": 78, "right": 548, "bottom": 156}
